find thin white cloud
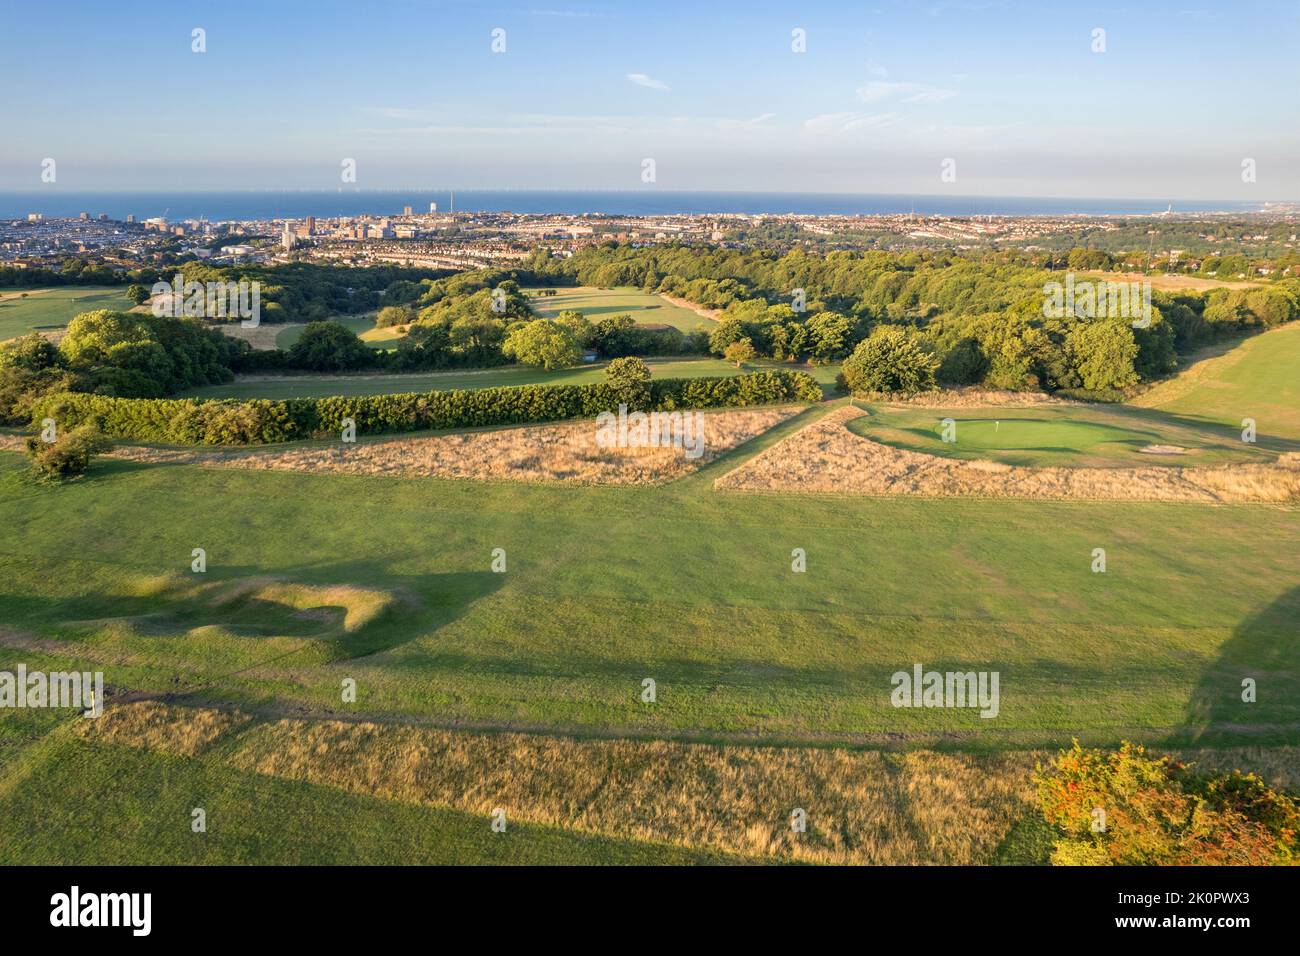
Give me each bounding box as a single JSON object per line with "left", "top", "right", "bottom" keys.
{"left": 803, "top": 111, "right": 900, "bottom": 135}
{"left": 627, "top": 73, "right": 670, "bottom": 91}
{"left": 717, "top": 112, "right": 776, "bottom": 130}
{"left": 364, "top": 107, "right": 441, "bottom": 121}
{"left": 357, "top": 112, "right": 782, "bottom": 138}
{"left": 856, "top": 80, "right": 955, "bottom": 104}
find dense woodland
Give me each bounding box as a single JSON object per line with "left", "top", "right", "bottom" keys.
{"left": 2, "top": 242, "right": 1297, "bottom": 428}
{"left": 525, "top": 242, "right": 1300, "bottom": 396}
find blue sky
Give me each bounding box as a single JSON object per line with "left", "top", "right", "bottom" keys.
{"left": 2, "top": 0, "right": 1297, "bottom": 198}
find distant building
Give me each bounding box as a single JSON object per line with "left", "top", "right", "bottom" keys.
{"left": 126, "top": 214, "right": 135, "bottom": 224}
{"left": 26, "top": 213, "right": 42, "bottom": 222}
{"left": 79, "top": 212, "right": 89, "bottom": 220}
{"left": 282, "top": 223, "right": 295, "bottom": 250}
{"left": 403, "top": 205, "right": 413, "bottom": 217}
{"left": 428, "top": 202, "right": 438, "bottom": 214}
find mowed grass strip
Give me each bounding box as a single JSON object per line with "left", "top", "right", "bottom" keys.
{"left": 527, "top": 286, "right": 716, "bottom": 332}
{"left": 1134, "top": 321, "right": 1300, "bottom": 442}
{"left": 0, "top": 454, "right": 1295, "bottom": 746}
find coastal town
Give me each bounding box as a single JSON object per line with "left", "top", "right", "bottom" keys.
{"left": 5, "top": 202, "right": 1300, "bottom": 277}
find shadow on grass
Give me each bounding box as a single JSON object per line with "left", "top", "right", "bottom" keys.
{"left": 1171, "top": 585, "right": 1300, "bottom": 747}
{"left": 0, "top": 559, "right": 505, "bottom": 671}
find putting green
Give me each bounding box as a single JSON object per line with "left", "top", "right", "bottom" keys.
{"left": 925, "top": 418, "right": 1142, "bottom": 450}
{"left": 849, "top": 403, "right": 1287, "bottom": 468}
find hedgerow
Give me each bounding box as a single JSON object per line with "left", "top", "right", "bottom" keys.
{"left": 31, "top": 370, "right": 821, "bottom": 446}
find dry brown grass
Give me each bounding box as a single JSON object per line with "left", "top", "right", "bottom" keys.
{"left": 867, "top": 388, "right": 1077, "bottom": 408}
{"left": 64, "top": 700, "right": 1300, "bottom": 862}
{"left": 716, "top": 406, "right": 1300, "bottom": 503}
{"left": 1174, "top": 747, "right": 1300, "bottom": 791}
{"left": 107, "top": 407, "right": 796, "bottom": 485}
{"left": 1082, "top": 270, "right": 1262, "bottom": 292}
{"left": 228, "top": 719, "right": 1040, "bottom": 864}
{"left": 76, "top": 701, "right": 249, "bottom": 756}
{"left": 658, "top": 293, "right": 723, "bottom": 321}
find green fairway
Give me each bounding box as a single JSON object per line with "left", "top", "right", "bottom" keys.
{"left": 527, "top": 286, "right": 717, "bottom": 332}
{"left": 0, "top": 286, "right": 134, "bottom": 341}
{"left": 849, "top": 401, "right": 1295, "bottom": 468}
{"left": 179, "top": 358, "right": 842, "bottom": 400}
{"left": 0, "top": 448, "right": 1295, "bottom": 749}
{"left": 1134, "top": 321, "right": 1300, "bottom": 443}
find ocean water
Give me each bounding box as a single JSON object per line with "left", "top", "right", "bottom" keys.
{"left": 0, "top": 190, "right": 1262, "bottom": 222}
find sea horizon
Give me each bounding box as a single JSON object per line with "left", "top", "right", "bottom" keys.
{"left": 0, "top": 189, "right": 1276, "bottom": 223}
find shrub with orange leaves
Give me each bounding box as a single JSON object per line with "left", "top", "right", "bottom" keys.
{"left": 1035, "top": 740, "right": 1299, "bottom": 866}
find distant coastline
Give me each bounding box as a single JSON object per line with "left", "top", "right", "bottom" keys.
{"left": 0, "top": 190, "right": 1271, "bottom": 223}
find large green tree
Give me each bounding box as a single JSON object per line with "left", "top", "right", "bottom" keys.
{"left": 838, "top": 325, "right": 937, "bottom": 395}
{"left": 502, "top": 319, "right": 581, "bottom": 370}
{"left": 288, "top": 321, "right": 371, "bottom": 372}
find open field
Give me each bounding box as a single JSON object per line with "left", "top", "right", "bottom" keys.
{"left": 1, "top": 433, "right": 1296, "bottom": 863}
{"left": 1, "top": 436, "right": 1296, "bottom": 747}
{"left": 0, "top": 286, "right": 133, "bottom": 341}
{"left": 527, "top": 286, "right": 718, "bottom": 332}
{"left": 180, "top": 358, "right": 842, "bottom": 400}
{"left": 3, "top": 318, "right": 1297, "bottom": 865}
{"left": 1134, "top": 320, "right": 1300, "bottom": 442}
{"left": 1080, "top": 270, "right": 1263, "bottom": 292}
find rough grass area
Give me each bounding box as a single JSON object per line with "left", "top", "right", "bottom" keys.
{"left": 7, "top": 705, "right": 1297, "bottom": 865}
{"left": 719, "top": 406, "right": 1300, "bottom": 503}
{"left": 76, "top": 701, "right": 250, "bottom": 756}
{"left": 527, "top": 286, "right": 717, "bottom": 332}
{"left": 101, "top": 406, "right": 796, "bottom": 485}
{"left": 0, "top": 286, "right": 133, "bottom": 341}
{"left": 229, "top": 718, "right": 1039, "bottom": 865}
